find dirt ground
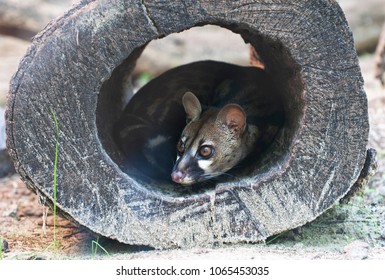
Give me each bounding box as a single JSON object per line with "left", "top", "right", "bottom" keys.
{"left": 0, "top": 49, "right": 384, "bottom": 259}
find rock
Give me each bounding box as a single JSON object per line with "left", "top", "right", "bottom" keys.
{"left": 0, "top": 96, "right": 15, "bottom": 178}
{"left": 1, "top": 238, "right": 9, "bottom": 253}
{"left": 0, "top": 107, "right": 15, "bottom": 178}
{"left": 0, "top": 150, "right": 15, "bottom": 178}
{"left": 343, "top": 240, "right": 370, "bottom": 260}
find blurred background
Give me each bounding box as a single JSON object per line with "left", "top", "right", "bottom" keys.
{"left": 0, "top": 0, "right": 384, "bottom": 259}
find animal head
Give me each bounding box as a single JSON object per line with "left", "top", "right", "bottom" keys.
{"left": 171, "top": 92, "right": 247, "bottom": 185}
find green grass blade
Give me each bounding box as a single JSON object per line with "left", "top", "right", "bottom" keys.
{"left": 92, "top": 236, "right": 110, "bottom": 257}
{"left": 50, "top": 109, "right": 59, "bottom": 255}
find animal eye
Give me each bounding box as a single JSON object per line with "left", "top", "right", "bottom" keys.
{"left": 199, "top": 145, "right": 214, "bottom": 159}
{"left": 176, "top": 140, "right": 185, "bottom": 155}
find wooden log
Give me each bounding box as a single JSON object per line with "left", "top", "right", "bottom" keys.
{"left": 6, "top": 0, "right": 369, "bottom": 249}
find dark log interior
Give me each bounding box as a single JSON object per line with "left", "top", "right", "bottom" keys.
{"left": 96, "top": 24, "right": 305, "bottom": 196}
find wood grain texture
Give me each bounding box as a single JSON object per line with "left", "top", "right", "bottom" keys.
{"left": 6, "top": 0, "right": 368, "bottom": 248}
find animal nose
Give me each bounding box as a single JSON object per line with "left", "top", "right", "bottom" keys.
{"left": 171, "top": 170, "right": 186, "bottom": 183}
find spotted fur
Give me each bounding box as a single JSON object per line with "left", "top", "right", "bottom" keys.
{"left": 114, "top": 60, "right": 284, "bottom": 183}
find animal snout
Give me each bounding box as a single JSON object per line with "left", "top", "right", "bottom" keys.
{"left": 171, "top": 170, "right": 186, "bottom": 183}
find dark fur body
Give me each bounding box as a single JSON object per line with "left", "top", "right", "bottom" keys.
{"left": 114, "top": 60, "right": 284, "bottom": 182}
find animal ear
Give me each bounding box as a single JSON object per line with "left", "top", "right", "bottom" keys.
{"left": 182, "top": 91, "right": 202, "bottom": 122}
{"left": 216, "top": 104, "right": 246, "bottom": 135}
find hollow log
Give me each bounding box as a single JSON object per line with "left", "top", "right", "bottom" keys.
{"left": 6, "top": 0, "right": 369, "bottom": 249}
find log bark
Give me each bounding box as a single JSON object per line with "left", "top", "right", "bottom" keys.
{"left": 6, "top": 0, "right": 369, "bottom": 249}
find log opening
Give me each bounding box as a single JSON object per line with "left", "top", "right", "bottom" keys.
{"left": 96, "top": 24, "right": 305, "bottom": 197}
